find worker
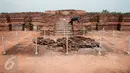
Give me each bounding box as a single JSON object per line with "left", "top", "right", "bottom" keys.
{"left": 69, "top": 16, "right": 80, "bottom": 25}
{"left": 68, "top": 16, "right": 80, "bottom": 35}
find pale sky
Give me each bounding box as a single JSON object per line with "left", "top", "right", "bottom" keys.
{"left": 0, "top": 0, "right": 130, "bottom": 13}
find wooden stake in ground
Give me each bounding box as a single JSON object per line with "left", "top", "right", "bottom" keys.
{"left": 43, "top": 29, "right": 46, "bottom": 38}
{"left": 35, "top": 37, "right": 38, "bottom": 55}
{"left": 16, "top": 31, "right": 18, "bottom": 44}
{"left": 83, "top": 27, "right": 86, "bottom": 37}
{"left": 66, "top": 34, "right": 69, "bottom": 55}
{"left": 2, "top": 36, "right": 6, "bottom": 55}
{"left": 64, "top": 28, "right": 66, "bottom": 37}
{"left": 102, "top": 28, "right": 105, "bottom": 38}
{"left": 63, "top": 19, "right": 66, "bottom": 37}
{"left": 99, "top": 35, "right": 102, "bottom": 48}
{"left": 127, "top": 36, "right": 130, "bottom": 55}
{"left": 98, "top": 35, "right": 102, "bottom": 55}
{"left": 24, "top": 28, "right": 27, "bottom": 33}
{"left": 112, "top": 30, "right": 116, "bottom": 45}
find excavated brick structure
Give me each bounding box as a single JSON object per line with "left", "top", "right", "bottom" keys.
{"left": 0, "top": 10, "right": 130, "bottom": 32}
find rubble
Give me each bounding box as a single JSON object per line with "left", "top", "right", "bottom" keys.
{"left": 56, "top": 36, "right": 99, "bottom": 48}
{"left": 33, "top": 37, "right": 55, "bottom": 45}
{"left": 33, "top": 36, "right": 99, "bottom": 52}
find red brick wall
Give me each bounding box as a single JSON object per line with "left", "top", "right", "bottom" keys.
{"left": 0, "top": 10, "right": 130, "bottom": 31}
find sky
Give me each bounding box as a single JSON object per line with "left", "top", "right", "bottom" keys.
{"left": 0, "top": 0, "right": 130, "bottom": 13}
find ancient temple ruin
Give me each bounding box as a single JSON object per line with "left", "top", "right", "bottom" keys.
{"left": 0, "top": 10, "right": 130, "bottom": 32}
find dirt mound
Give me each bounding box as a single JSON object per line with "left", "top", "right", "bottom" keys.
{"left": 6, "top": 36, "right": 100, "bottom": 56}
{"left": 56, "top": 36, "right": 99, "bottom": 48}
{"left": 33, "top": 36, "right": 99, "bottom": 52}
{"left": 33, "top": 37, "right": 55, "bottom": 45}
{"left": 6, "top": 44, "right": 36, "bottom": 56}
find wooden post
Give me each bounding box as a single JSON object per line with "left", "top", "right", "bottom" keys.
{"left": 35, "top": 37, "right": 38, "bottom": 55}
{"left": 24, "top": 28, "right": 27, "bottom": 33}
{"left": 83, "top": 27, "right": 86, "bottom": 37}
{"left": 102, "top": 28, "right": 105, "bottom": 38}
{"left": 112, "top": 30, "right": 116, "bottom": 45}
{"left": 2, "top": 36, "right": 6, "bottom": 55}
{"left": 64, "top": 28, "right": 65, "bottom": 37}
{"left": 66, "top": 34, "right": 69, "bottom": 55}
{"left": 16, "top": 31, "right": 18, "bottom": 44}
{"left": 99, "top": 35, "right": 102, "bottom": 48}
{"left": 98, "top": 35, "right": 102, "bottom": 55}
{"left": 127, "top": 36, "right": 130, "bottom": 55}
{"left": 63, "top": 18, "right": 65, "bottom": 37}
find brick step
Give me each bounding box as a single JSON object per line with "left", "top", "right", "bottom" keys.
{"left": 55, "top": 19, "right": 73, "bottom": 35}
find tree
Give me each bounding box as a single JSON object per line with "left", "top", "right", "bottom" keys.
{"left": 1, "top": 12, "right": 8, "bottom": 14}
{"left": 102, "top": 10, "right": 109, "bottom": 13}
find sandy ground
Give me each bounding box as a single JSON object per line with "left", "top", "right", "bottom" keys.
{"left": 0, "top": 31, "right": 130, "bottom": 73}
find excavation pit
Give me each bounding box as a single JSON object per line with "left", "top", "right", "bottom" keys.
{"left": 5, "top": 36, "right": 112, "bottom": 56}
